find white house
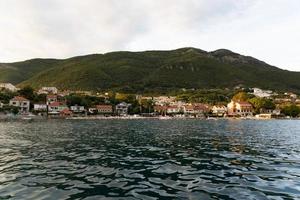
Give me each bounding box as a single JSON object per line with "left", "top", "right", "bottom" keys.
{"left": 153, "top": 96, "right": 176, "bottom": 106}
{"left": 70, "top": 105, "right": 85, "bottom": 113}
{"left": 0, "top": 83, "right": 18, "bottom": 92}
{"left": 0, "top": 101, "right": 3, "bottom": 108}
{"left": 167, "top": 105, "right": 181, "bottom": 114}
{"left": 9, "top": 96, "right": 30, "bottom": 113}
{"left": 183, "top": 105, "right": 195, "bottom": 114}
{"left": 38, "top": 87, "right": 58, "bottom": 95}
{"left": 183, "top": 104, "right": 209, "bottom": 116}
{"left": 34, "top": 104, "right": 47, "bottom": 112}
{"left": 212, "top": 105, "right": 227, "bottom": 116}
{"left": 252, "top": 88, "right": 273, "bottom": 98}
{"left": 116, "top": 102, "right": 131, "bottom": 116}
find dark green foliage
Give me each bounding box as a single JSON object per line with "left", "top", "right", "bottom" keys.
{"left": 18, "top": 86, "right": 35, "bottom": 101}
{"left": 176, "top": 89, "right": 233, "bottom": 104}
{"left": 66, "top": 94, "right": 105, "bottom": 107}
{"left": 249, "top": 97, "right": 276, "bottom": 114}
{"left": 0, "top": 91, "right": 16, "bottom": 104}
{"left": 140, "top": 99, "right": 154, "bottom": 113}
{"left": 232, "top": 92, "right": 253, "bottom": 102}
{"left": 1, "top": 48, "right": 300, "bottom": 93}
{"left": 281, "top": 105, "right": 300, "bottom": 117}
{"left": 0, "top": 105, "right": 19, "bottom": 115}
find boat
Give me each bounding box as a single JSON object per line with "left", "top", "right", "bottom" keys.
{"left": 22, "top": 117, "right": 33, "bottom": 121}
{"left": 207, "top": 116, "right": 218, "bottom": 120}
{"left": 158, "top": 116, "right": 172, "bottom": 120}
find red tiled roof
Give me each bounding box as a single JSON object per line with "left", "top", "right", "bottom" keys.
{"left": 11, "top": 96, "right": 29, "bottom": 102}
{"left": 47, "top": 95, "right": 57, "bottom": 98}
{"left": 167, "top": 106, "right": 179, "bottom": 109}
{"left": 213, "top": 105, "right": 226, "bottom": 108}
{"left": 184, "top": 105, "right": 194, "bottom": 110}
{"left": 49, "top": 101, "right": 62, "bottom": 107}
{"left": 96, "top": 105, "right": 112, "bottom": 109}
{"left": 154, "top": 105, "right": 167, "bottom": 110}
{"left": 238, "top": 101, "right": 252, "bottom": 106}
{"left": 60, "top": 108, "right": 72, "bottom": 114}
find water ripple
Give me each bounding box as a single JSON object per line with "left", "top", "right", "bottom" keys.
{"left": 0, "top": 119, "right": 300, "bottom": 199}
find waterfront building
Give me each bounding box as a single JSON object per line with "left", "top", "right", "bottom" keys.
{"left": 70, "top": 105, "right": 86, "bottom": 114}
{"left": 33, "top": 103, "right": 47, "bottom": 112}
{"left": 96, "top": 105, "right": 113, "bottom": 114}
{"left": 48, "top": 102, "right": 68, "bottom": 115}
{"left": 60, "top": 108, "right": 73, "bottom": 117}
{"left": 167, "top": 105, "right": 181, "bottom": 114}
{"left": 116, "top": 102, "right": 131, "bottom": 116}
{"left": 9, "top": 96, "right": 30, "bottom": 113}
{"left": 227, "top": 100, "right": 253, "bottom": 117}
{"left": 212, "top": 105, "right": 227, "bottom": 116}
{"left": 183, "top": 105, "right": 195, "bottom": 114}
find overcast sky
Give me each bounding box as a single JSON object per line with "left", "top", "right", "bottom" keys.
{"left": 0, "top": 0, "right": 299, "bottom": 71}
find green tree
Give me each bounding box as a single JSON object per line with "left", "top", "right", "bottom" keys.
{"left": 282, "top": 105, "right": 300, "bottom": 117}
{"left": 249, "top": 97, "right": 275, "bottom": 113}
{"left": 232, "top": 92, "right": 249, "bottom": 102}
{"left": 12, "top": 107, "right": 19, "bottom": 115}
{"left": 0, "top": 91, "right": 16, "bottom": 104}
{"left": 18, "top": 86, "right": 35, "bottom": 100}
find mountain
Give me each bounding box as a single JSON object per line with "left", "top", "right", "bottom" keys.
{"left": 1, "top": 47, "right": 299, "bottom": 93}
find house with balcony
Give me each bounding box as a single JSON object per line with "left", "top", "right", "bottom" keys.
{"left": 227, "top": 100, "right": 253, "bottom": 117}
{"left": 167, "top": 105, "right": 181, "bottom": 114}
{"left": 46, "top": 95, "right": 58, "bottom": 104}
{"left": 96, "top": 105, "right": 113, "bottom": 115}
{"left": 70, "top": 105, "right": 86, "bottom": 116}
{"left": 33, "top": 103, "right": 47, "bottom": 112}
{"left": 212, "top": 105, "right": 227, "bottom": 117}
{"left": 9, "top": 96, "right": 30, "bottom": 113}
{"left": 183, "top": 104, "right": 210, "bottom": 117}
{"left": 116, "top": 102, "right": 131, "bottom": 116}
{"left": 48, "top": 102, "right": 68, "bottom": 115}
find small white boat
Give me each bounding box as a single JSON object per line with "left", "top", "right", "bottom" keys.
{"left": 207, "top": 116, "right": 218, "bottom": 120}
{"left": 22, "top": 117, "right": 33, "bottom": 121}
{"left": 158, "top": 116, "right": 172, "bottom": 120}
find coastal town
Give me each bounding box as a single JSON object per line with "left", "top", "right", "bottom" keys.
{"left": 0, "top": 82, "right": 300, "bottom": 120}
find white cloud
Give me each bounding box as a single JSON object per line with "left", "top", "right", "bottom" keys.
{"left": 0, "top": 0, "right": 299, "bottom": 71}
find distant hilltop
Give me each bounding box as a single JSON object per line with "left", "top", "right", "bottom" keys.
{"left": 0, "top": 47, "right": 300, "bottom": 93}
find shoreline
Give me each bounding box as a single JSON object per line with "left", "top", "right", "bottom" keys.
{"left": 0, "top": 115, "right": 298, "bottom": 121}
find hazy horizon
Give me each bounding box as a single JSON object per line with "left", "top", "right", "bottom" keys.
{"left": 1, "top": 0, "right": 299, "bottom": 71}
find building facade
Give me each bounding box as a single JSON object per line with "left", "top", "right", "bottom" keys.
{"left": 227, "top": 100, "right": 253, "bottom": 117}
{"left": 9, "top": 96, "right": 30, "bottom": 113}
{"left": 96, "top": 105, "right": 113, "bottom": 114}
{"left": 116, "top": 102, "right": 131, "bottom": 116}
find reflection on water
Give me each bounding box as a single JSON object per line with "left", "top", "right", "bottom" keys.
{"left": 0, "top": 119, "right": 300, "bottom": 199}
